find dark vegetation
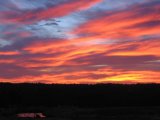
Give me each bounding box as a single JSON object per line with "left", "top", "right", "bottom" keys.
{"left": 1, "top": 83, "right": 160, "bottom": 107}
{"left": 1, "top": 83, "right": 160, "bottom": 119}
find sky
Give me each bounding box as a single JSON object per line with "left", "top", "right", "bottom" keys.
{"left": 0, "top": 0, "right": 160, "bottom": 84}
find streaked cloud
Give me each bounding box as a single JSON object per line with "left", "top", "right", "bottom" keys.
{"left": 0, "top": 0, "right": 160, "bottom": 84}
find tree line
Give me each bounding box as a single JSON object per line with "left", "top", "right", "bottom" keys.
{"left": 0, "top": 83, "right": 160, "bottom": 107}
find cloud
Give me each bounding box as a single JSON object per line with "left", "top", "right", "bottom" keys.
{"left": 107, "top": 38, "right": 160, "bottom": 56}
{"left": 0, "top": 0, "right": 101, "bottom": 24}
{"left": 73, "top": 1, "right": 160, "bottom": 39}
{"left": 0, "top": 51, "right": 19, "bottom": 55}
{"left": 0, "top": 0, "right": 160, "bottom": 84}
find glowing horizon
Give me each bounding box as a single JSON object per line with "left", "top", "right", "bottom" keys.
{"left": 0, "top": 0, "right": 160, "bottom": 84}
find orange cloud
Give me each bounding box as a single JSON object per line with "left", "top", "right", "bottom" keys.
{"left": 106, "top": 71, "right": 160, "bottom": 83}
{"left": 73, "top": 3, "right": 160, "bottom": 39}
{"left": 0, "top": 67, "right": 160, "bottom": 84}
{"left": 107, "top": 39, "right": 160, "bottom": 56}
{"left": 0, "top": 51, "right": 19, "bottom": 55}
{"left": 0, "top": 1, "right": 160, "bottom": 84}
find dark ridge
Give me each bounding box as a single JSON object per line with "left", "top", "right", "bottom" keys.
{"left": 0, "top": 83, "right": 160, "bottom": 108}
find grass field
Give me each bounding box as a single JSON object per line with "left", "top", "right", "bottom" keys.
{"left": 1, "top": 83, "right": 160, "bottom": 119}
{"left": 1, "top": 106, "right": 160, "bottom": 120}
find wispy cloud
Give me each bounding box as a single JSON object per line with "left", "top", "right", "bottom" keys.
{"left": 0, "top": 0, "right": 160, "bottom": 84}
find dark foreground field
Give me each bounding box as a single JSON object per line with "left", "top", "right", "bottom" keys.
{"left": 1, "top": 106, "right": 160, "bottom": 120}
{"left": 0, "top": 107, "right": 160, "bottom": 120}
{"left": 1, "top": 83, "right": 160, "bottom": 119}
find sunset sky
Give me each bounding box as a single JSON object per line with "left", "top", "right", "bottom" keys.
{"left": 0, "top": 0, "right": 160, "bottom": 84}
